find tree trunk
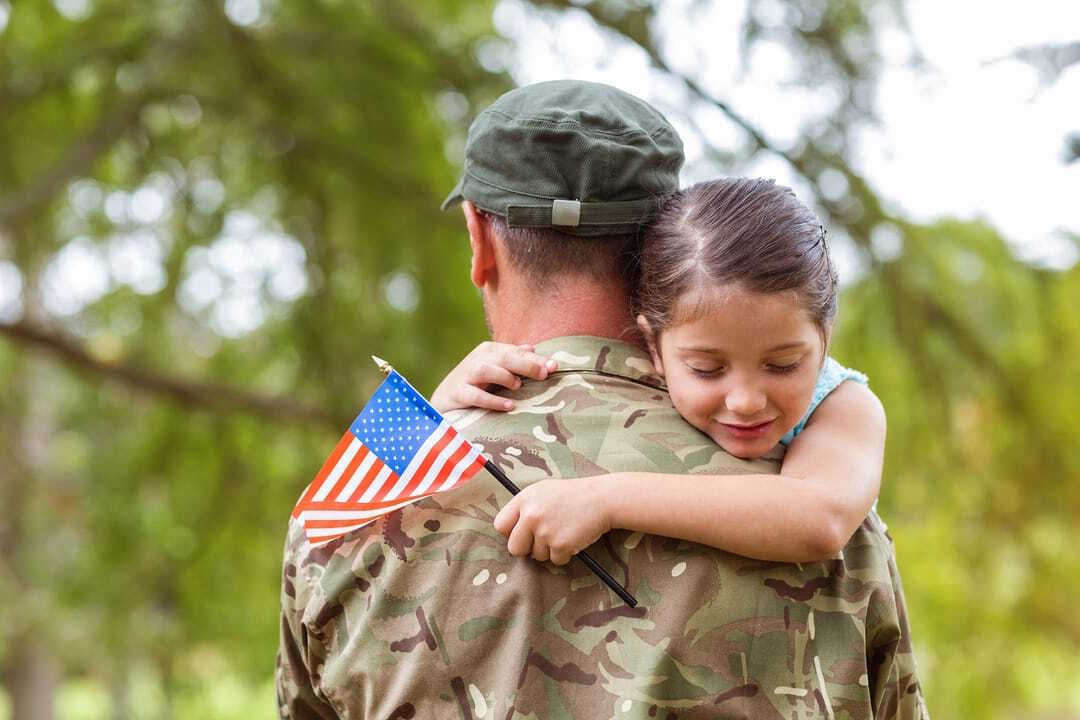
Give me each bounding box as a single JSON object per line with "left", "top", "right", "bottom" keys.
{"left": 1, "top": 323, "right": 59, "bottom": 720}
{"left": 110, "top": 673, "right": 131, "bottom": 720}
{"left": 5, "top": 636, "right": 58, "bottom": 720}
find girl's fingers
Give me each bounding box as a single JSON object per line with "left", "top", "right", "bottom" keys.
{"left": 458, "top": 385, "right": 515, "bottom": 412}
{"left": 506, "top": 520, "right": 534, "bottom": 557}
{"left": 530, "top": 538, "right": 550, "bottom": 563}
{"left": 549, "top": 547, "right": 572, "bottom": 566}
{"left": 493, "top": 500, "right": 519, "bottom": 538}
{"left": 496, "top": 347, "right": 557, "bottom": 381}
{"left": 467, "top": 362, "right": 521, "bottom": 391}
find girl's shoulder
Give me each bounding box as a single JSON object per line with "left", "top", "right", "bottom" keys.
{"left": 780, "top": 357, "right": 868, "bottom": 445}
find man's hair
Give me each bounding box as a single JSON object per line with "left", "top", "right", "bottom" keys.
{"left": 483, "top": 213, "right": 640, "bottom": 292}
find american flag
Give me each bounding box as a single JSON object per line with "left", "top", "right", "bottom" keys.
{"left": 292, "top": 365, "right": 487, "bottom": 546}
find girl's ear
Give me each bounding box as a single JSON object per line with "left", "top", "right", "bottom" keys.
{"left": 636, "top": 314, "right": 664, "bottom": 377}
{"left": 819, "top": 321, "right": 834, "bottom": 366}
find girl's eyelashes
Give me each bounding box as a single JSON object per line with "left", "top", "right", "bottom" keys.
{"left": 687, "top": 364, "right": 724, "bottom": 377}
{"left": 686, "top": 362, "right": 801, "bottom": 376}
{"left": 765, "top": 362, "right": 800, "bottom": 374}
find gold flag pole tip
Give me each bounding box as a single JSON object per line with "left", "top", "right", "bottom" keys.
{"left": 371, "top": 355, "right": 393, "bottom": 375}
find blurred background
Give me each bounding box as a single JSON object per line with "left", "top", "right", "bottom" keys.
{"left": 1, "top": 0, "right": 1077, "bottom": 718}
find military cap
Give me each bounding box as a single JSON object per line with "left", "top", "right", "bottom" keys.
{"left": 441, "top": 80, "right": 684, "bottom": 236}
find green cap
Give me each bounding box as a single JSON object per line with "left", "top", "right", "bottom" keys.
{"left": 441, "top": 80, "right": 683, "bottom": 236}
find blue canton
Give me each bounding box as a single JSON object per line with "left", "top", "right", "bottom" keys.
{"left": 349, "top": 371, "right": 444, "bottom": 476}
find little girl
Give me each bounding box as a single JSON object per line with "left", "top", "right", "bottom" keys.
{"left": 431, "top": 177, "right": 885, "bottom": 565}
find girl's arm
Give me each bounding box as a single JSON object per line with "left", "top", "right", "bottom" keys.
{"left": 495, "top": 381, "right": 886, "bottom": 564}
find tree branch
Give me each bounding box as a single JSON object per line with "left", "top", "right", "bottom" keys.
{"left": 525, "top": 0, "right": 891, "bottom": 239}
{"left": 0, "top": 23, "right": 200, "bottom": 231}
{"left": 526, "top": 0, "right": 1070, "bottom": 477}
{"left": 525, "top": 4, "right": 770, "bottom": 147}
{"left": 0, "top": 320, "right": 338, "bottom": 427}
{"left": 0, "top": 95, "right": 150, "bottom": 230}
{"left": 999, "top": 41, "right": 1080, "bottom": 84}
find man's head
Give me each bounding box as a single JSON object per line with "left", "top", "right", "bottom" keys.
{"left": 442, "top": 81, "right": 683, "bottom": 341}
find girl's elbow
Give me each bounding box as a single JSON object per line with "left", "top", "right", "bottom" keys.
{"left": 805, "top": 484, "right": 871, "bottom": 559}
{"left": 803, "top": 517, "right": 848, "bottom": 560}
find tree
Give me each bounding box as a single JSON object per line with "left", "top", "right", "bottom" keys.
{"left": 1, "top": 0, "right": 1077, "bottom": 717}
{"left": 1, "top": 0, "right": 505, "bottom": 716}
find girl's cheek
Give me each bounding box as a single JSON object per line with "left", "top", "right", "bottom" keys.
{"left": 668, "top": 387, "right": 699, "bottom": 420}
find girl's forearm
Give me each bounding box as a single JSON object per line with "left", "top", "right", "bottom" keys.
{"left": 598, "top": 471, "right": 850, "bottom": 562}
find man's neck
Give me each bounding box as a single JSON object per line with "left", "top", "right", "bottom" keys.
{"left": 489, "top": 279, "right": 640, "bottom": 348}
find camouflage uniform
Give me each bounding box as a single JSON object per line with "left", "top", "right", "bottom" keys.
{"left": 277, "top": 336, "right": 928, "bottom": 719}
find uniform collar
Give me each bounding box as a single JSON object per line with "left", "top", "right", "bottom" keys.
{"left": 532, "top": 335, "right": 665, "bottom": 389}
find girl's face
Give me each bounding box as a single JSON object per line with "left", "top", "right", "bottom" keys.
{"left": 641, "top": 285, "right": 825, "bottom": 460}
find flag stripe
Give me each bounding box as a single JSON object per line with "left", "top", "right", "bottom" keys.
{"left": 335, "top": 449, "right": 378, "bottom": 502}
{"left": 295, "top": 495, "right": 422, "bottom": 513}
{"left": 299, "top": 506, "right": 424, "bottom": 521}
{"left": 312, "top": 437, "right": 363, "bottom": 502}
{"left": 357, "top": 464, "right": 396, "bottom": 503}
{"left": 378, "top": 422, "right": 454, "bottom": 502}
{"left": 298, "top": 459, "right": 484, "bottom": 544}
{"left": 303, "top": 518, "right": 381, "bottom": 529}
{"left": 299, "top": 443, "right": 485, "bottom": 524}
{"left": 325, "top": 444, "right": 369, "bottom": 503}
{"left": 384, "top": 419, "right": 452, "bottom": 498}
{"left": 408, "top": 432, "right": 467, "bottom": 497}
{"left": 420, "top": 439, "right": 470, "bottom": 494}
{"left": 302, "top": 497, "right": 418, "bottom": 536}
{"left": 393, "top": 427, "right": 456, "bottom": 499}
{"left": 426, "top": 437, "right": 472, "bottom": 492}
{"left": 293, "top": 432, "right": 354, "bottom": 517}
{"left": 306, "top": 521, "right": 371, "bottom": 541}
{"left": 437, "top": 445, "right": 485, "bottom": 492}
{"left": 300, "top": 494, "right": 436, "bottom": 525}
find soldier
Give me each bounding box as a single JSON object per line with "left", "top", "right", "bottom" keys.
{"left": 277, "top": 80, "right": 928, "bottom": 719}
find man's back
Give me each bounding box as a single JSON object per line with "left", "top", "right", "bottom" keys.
{"left": 278, "top": 336, "right": 924, "bottom": 719}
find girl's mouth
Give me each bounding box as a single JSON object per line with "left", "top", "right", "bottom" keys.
{"left": 718, "top": 420, "right": 774, "bottom": 439}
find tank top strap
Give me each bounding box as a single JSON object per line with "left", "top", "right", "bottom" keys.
{"left": 779, "top": 357, "right": 868, "bottom": 446}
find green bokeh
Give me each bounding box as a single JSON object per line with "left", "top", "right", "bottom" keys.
{"left": 0, "top": 1, "right": 1077, "bottom": 718}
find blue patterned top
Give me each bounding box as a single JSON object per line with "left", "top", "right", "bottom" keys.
{"left": 779, "top": 357, "right": 868, "bottom": 446}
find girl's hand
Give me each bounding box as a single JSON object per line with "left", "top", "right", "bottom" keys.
{"left": 493, "top": 478, "right": 612, "bottom": 566}
{"left": 431, "top": 342, "right": 556, "bottom": 413}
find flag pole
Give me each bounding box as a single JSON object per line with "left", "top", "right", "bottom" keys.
{"left": 373, "top": 356, "right": 638, "bottom": 608}
{"left": 481, "top": 458, "right": 637, "bottom": 607}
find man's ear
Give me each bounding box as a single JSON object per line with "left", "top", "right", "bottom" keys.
{"left": 463, "top": 201, "right": 496, "bottom": 289}
{"left": 636, "top": 314, "right": 664, "bottom": 377}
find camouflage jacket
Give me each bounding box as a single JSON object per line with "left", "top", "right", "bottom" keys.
{"left": 277, "top": 336, "right": 928, "bottom": 719}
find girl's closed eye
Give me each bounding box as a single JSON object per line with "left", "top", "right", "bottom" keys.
{"left": 765, "top": 361, "right": 801, "bottom": 374}
{"left": 687, "top": 363, "right": 724, "bottom": 377}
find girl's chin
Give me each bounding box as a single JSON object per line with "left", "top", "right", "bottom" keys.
{"left": 712, "top": 435, "right": 776, "bottom": 460}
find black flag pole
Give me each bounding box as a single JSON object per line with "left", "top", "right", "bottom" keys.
{"left": 371, "top": 355, "right": 637, "bottom": 608}
{"left": 482, "top": 459, "right": 638, "bottom": 607}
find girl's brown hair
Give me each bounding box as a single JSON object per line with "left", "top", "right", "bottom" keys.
{"left": 635, "top": 177, "right": 838, "bottom": 338}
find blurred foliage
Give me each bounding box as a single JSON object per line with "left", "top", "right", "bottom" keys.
{"left": 1008, "top": 40, "right": 1080, "bottom": 163}
{"left": 0, "top": 1, "right": 1077, "bottom": 719}
{"left": 1, "top": 0, "right": 501, "bottom": 716}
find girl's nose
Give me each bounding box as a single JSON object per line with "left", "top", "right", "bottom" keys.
{"left": 724, "top": 384, "right": 767, "bottom": 416}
